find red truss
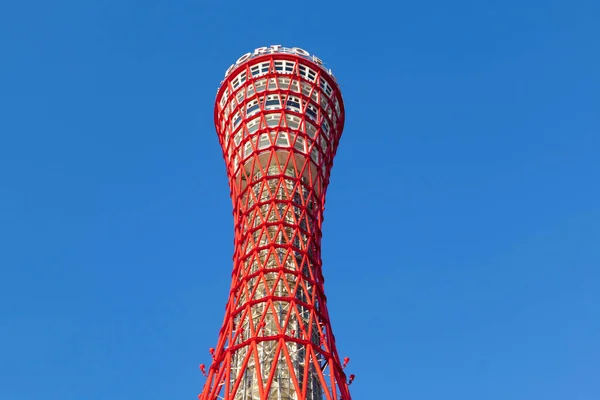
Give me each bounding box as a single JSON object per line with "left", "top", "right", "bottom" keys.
{"left": 200, "top": 52, "right": 351, "bottom": 400}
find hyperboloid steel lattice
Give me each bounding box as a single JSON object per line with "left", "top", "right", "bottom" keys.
{"left": 199, "top": 45, "right": 352, "bottom": 400}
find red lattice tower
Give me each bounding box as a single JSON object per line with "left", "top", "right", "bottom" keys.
{"left": 199, "top": 46, "right": 352, "bottom": 400}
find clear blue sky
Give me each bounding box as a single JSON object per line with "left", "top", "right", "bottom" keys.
{"left": 1, "top": 1, "right": 599, "bottom": 399}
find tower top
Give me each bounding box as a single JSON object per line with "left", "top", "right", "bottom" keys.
{"left": 218, "top": 45, "right": 337, "bottom": 86}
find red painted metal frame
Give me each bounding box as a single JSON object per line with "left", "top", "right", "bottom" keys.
{"left": 200, "top": 51, "right": 351, "bottom": 400}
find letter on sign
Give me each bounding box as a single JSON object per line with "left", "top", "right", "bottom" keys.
{"left": 253, "top": 47, "right": 269, "bottom": 56}
{"left": 292, "top": 47, "right": 310, "bottom": 57}
{"left": 236, "top": 52, "right": 252, "bottom": 64}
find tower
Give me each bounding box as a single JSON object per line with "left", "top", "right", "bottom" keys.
{"left": 200, "top": 45, "right": 352, "bottom": 400}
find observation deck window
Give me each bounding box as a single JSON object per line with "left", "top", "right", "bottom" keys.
{"left": 290, "top": 81, "right": 300, "bottom": 93}
{"left": 286, "top": 115, "right": 300, "bottom": 130}
{"left": 320, "top": 96, "right": 330, "bottom": 112}
{"left": 321, "top": 120, "right": 330, "bottom": 137}
{"left": 265, "top": 114, "right": 281, "bottom": 127}
{"left": 310, "top": 144, "right": 319, "bottom": 163}
{"left": 231, "top": 71, "right": 247, "bottom": 89}
{"left": 274, "top": 60, "right": 295, "bottom": 74}
{"left": 234, "top": 132, "right": 242, "bottom": 147}
{"left": 319, "top": 77, "right": 333, "bottom": 97}
{"left": 220, "top": 92, "right": 228, "bottom": 107}
{"left": 246, "top": 99, "right": 260, "bottom": 117}
{"left": 301, "top": 82, "right": 311, "bottom": 97}
{"left": 298, "top": 64, "right": 306, "bottom": 75}
{"left": 285, "top": 96, "right": 302, "bottom": 113}
{"left": 236, "top": 90, "right": 245, "bottom": 104}
{"left": 306, "top": 121, "right": 317, "bottom": 138}
{"left": 276, "top": 132, "right": 289, "bottom": 147}
{"left": 322, "top": 135, "right": 329, "bottom": 153}
{"left": 294, "top": 136, "right": 306, "bottom": 153}
{"left": 255, "top": 79, "right": 266, "bottom": 92}
{"left": 249, "top": 62, "right": 270, "bottom": 78}
{"left": 278, "top": 78, "right": 290, "bottom": 90}
{"left": 243, "top": 137, "right": 257, "bottom": 158}
{"left": 244, "top": 141, "right": 251, "bottom": 158}
{"left": 260, "top": 62, "right": 270, "bottom": 74}
{"left": 306, "top": 104, "right": 318, "bottom": 121}
{"left": 265, "top": 95, "right": 281, "bottom": 110}
{"left": 232, "top": 111, "right": 241, "bottom": 128}
{"left": 247, "top": 117, "right": 260, "bottom": 134}
{"left": 258, "top": 133, "right": 270, "bottom": 150}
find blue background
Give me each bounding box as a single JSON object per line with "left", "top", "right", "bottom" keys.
{"left": 1, "top": 1, "right": 599, "bottom": 399}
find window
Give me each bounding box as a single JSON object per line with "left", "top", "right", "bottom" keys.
{"left": 260, "top": 62, "right": 269, "bottom": 74}
{"left": 232, "top": 111, "right": 241, "bottom": 128}
{"left": 325, "top": 85, "right": 333, "bottom": 97}
{"left": 234, "top": 132, "right": 242, "bottom": 147}
{"left": 278, "top": 78, "right": 290, "bottom": 90}
{"left": 320, "top": 96, "right": 329, "bottom": 111}
{"left": 311, "top": 145, "right": 319, "bottom": 163}
{"left": 276, "top": 132, "right": 289, "bottom": 147}
{"left": 265, "top": 95, "right": 280, "bottom": 109}
{"left": 290, "top": 81, "right": 300, "bottom": 93}
{"left": 266, "top": 114, "right": 280, "bottom": 127}
{"left": 244, "top": 142, "right": 252, "bottom": 158}
{"left": 285, "top": 96, "right": 301, "bottom": 112}
{"left": 306, "top": 121, "right": 317, "bottom": 138}
{"left": 258, "top": 133, "right": 270, "bottom": 150}
{"left": 294, "top": 136, "right": 305, "bottom": 153}
{"left": 246, "top": 99, "right": 259, "bottom": 117}
{"left": 255, "top": 79, "right": 266, "bottom": 92}
{"left": 236, "top": 91, "right": 244, "bottom": 104}
{"left": 286, "top": 115, "right": 300, "bottom": 130}
{"left": 247, "top": 117, "right": 260, "bottom": 134}
{"left": 301, "top": 82, "right": 311, "bottom": 97}
{"left": 321, "top": 135, "right": 329, "bottom": 153}
{"left": 321, "top": 119, "right": 330, "bottom": 138}
{"left": 243, "top": 137, "right": 257, "bottom": 159}
{"left": 319, "top": 77, "right": 334, "bottom": 98}
{"left": 306, "top": 104, "right": 318, "bottom": 121}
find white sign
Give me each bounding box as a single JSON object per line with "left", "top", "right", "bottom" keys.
{"left": 223, "top": 45, "right": 336, "bottom": 81}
